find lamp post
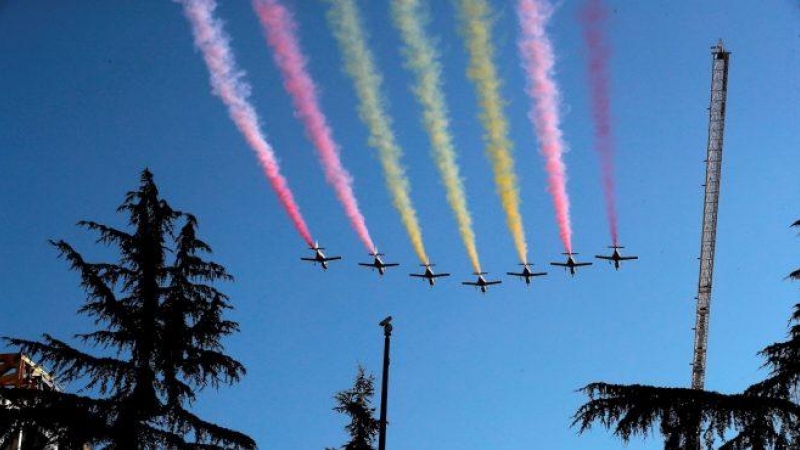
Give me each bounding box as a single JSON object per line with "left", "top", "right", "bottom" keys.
{"left": 377, "top": 316, "right": 393, "bottom": 450}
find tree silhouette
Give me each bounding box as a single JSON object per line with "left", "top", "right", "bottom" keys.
{"left": 326, "top": 366, "right": 379, "bottom": 450}
{"left": 573, "top": 221, "right": 800, "bottom": 449}
{"left": 0, "top": 387, "right": 105, "bottom": 449}
{"left": 3, "top": 169, "right": 255, "bottom": 449}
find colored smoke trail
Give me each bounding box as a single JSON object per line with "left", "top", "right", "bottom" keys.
{"left": 321, "top": 0, "right": 428, "bottom": 264}
{"left": 580, "top": 0, "right": 618, "bottom": 246}
{"left": 253, "top": 0, "right": 375, "bottom": 252}
{"left": 391, "top": 0, "right": 481, "bottom": 273}
{"left": 455, "top": 0, "right": 529, "bottom": 265}
{"left": 517, "top": 0, "right": 573, "bottom": 253}
{"left": 179, "top": 0, "right": 313, "bottom": 246}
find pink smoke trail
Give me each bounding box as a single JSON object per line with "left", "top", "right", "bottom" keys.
{"left": 179, "top": 0, "right": 313, "bottom": 246}
{"left": 253, "top": 0, "right": 375, "bottom": 253}
{"left": 517, "top": 0, "right": 573, "bottom": 253}
{"left": 580, "top": 0, "right": 618, "bottom": 246}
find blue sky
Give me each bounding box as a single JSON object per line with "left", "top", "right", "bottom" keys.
{"left": 1, "top": 1, "right": 798, "bottom": 449}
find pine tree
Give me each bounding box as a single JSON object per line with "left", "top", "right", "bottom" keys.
{"left": 3, "top": 169, "right": 256, "bottom": 449}
{"left": 327, "top": 367, "right": 379, "bottom": 450}
{"left": 573, "top": 221, "right": 800, "bottom": 449}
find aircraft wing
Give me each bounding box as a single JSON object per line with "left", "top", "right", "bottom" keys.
{"left": 619, "top": 256, "right": 638, "bottom": 260}
{"left": 595, "top": 255, "right": 613, "bottom": 260}
{"left": 300, "top": 257, "right": 316, "bottom": 262}
{"left": 383, "top": 263, "right": 400, "bottom": 267}
{"left": 550, "top": 263, "right": 569, "bottom": 267}
{"left": 485, "top": 281, "right": 502, "bottom": 286}
{"left": 432, "top": 273, "right": 450, "bottom": 278}
{"left": 575, "top": 262, "right": 593, "bottom": 267}
{"left": 324, "top": 256, "right": 342, "bottom": 261}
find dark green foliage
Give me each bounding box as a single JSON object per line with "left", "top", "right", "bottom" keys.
{"left": 0, "top": 387, "right": 108, "bottom": 449}
{"left": 327, "top": 367, "right": 379, "bottom": 450}
{"left": 573, "top": 221, "right": 800, "bottom": 449}
{"left": 3, "top": 170, "right": 255, "bottom": 449}
{"left": 574, "top": 383, "right": 800, "bottom": 449}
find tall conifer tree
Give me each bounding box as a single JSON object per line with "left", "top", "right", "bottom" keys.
{"left": 327, "top": 367, "right": 379, "bottom": 450}
{"left": 4, "top": 170, "right": 255, "bottom": 449}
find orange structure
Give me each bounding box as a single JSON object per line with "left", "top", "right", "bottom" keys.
{"left": 1, "top": 353, "right": 58, "bottom": 450}
{"left": 0, "top": 352, "right": 56, "bottom": 391}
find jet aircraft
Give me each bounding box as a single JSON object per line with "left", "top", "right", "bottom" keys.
{"left": 595, "top": 246, "right": 638, "bottom": 270}
{"left": 301, "top": 241, "right": 341, "bottom": 270}
{"left": 550, "top": 253, "right": 592, "bottom": 276}
{"left": 358, "top": 249, "right": 399, "bottom": 275}
{"left": 409, "top": 263, "right": 450, "bottom": 286}
{"left": 507, "top": 263, "right": 547, "bottom": 285}
{"left": 462, "top": 272, "right": 502, "bottom": 293}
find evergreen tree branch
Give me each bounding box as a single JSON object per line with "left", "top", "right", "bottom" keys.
{"left": 5, "top": 335, "right": 130, "bottom": 394}
{"left": 0, "top": 387, "right": 111, "bottom": 446}
{"left": 77, "top": 221, "right": 134, "bottom": 251}
{"left": 168, "top": 407, "right": 257, "bottom": 450}
{"left": 574, "top": 383, "right": 800, "bottom": 448}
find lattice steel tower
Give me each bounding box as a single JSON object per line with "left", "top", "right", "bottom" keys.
{"left": 690, "top": 41, "right": 730, "bottom": 390}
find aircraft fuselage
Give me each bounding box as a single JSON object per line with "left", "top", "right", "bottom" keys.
{"left": 424, "top": 268, "right": 435, "bottom": 285}
{"left": 373, "top": 257, "right": 386, "bottom": 275}
{"left": 316, "top": 251, "right": 329, "bottom": 269}
{"left": 566, "top": 257, "right": 578, "bottom": 275}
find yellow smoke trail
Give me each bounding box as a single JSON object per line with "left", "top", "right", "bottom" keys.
{"left": 390, "top": 0, "right": 481, "bottom": 273}
{"left": 455, "top": 0, "right": 529, "bottom": 264}
{"left": 326, "top": 0, "right": 428, "bottom": 263}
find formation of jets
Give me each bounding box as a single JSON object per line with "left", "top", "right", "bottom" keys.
{"left": 301, "top": 242, "right": 638, "bottom": 291}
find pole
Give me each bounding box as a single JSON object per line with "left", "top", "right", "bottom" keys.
{"left": 687, "top": 40, "right": 730, "bottom": 450}
{"left": 691, "top": 40, "right": 730, "bottom": 391}
{"left": 378, "top": 316, "right": 392, "bottom": 450}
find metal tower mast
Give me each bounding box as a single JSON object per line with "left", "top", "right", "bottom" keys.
{"left": 690, "top": 41, "right": 730, "bottom": 390}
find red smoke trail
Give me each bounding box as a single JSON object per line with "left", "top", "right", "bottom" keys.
{"left": 180, "top": 0, "right": 313, "bottom": 246}
{"left": 580, "top": 0, "right": 618, "bottom": 246}
{"left": 517, "top": 0, "right": 573, "bottom": 253}
{"left": 254, "top": 0, "right": 375, "bottom": 253}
